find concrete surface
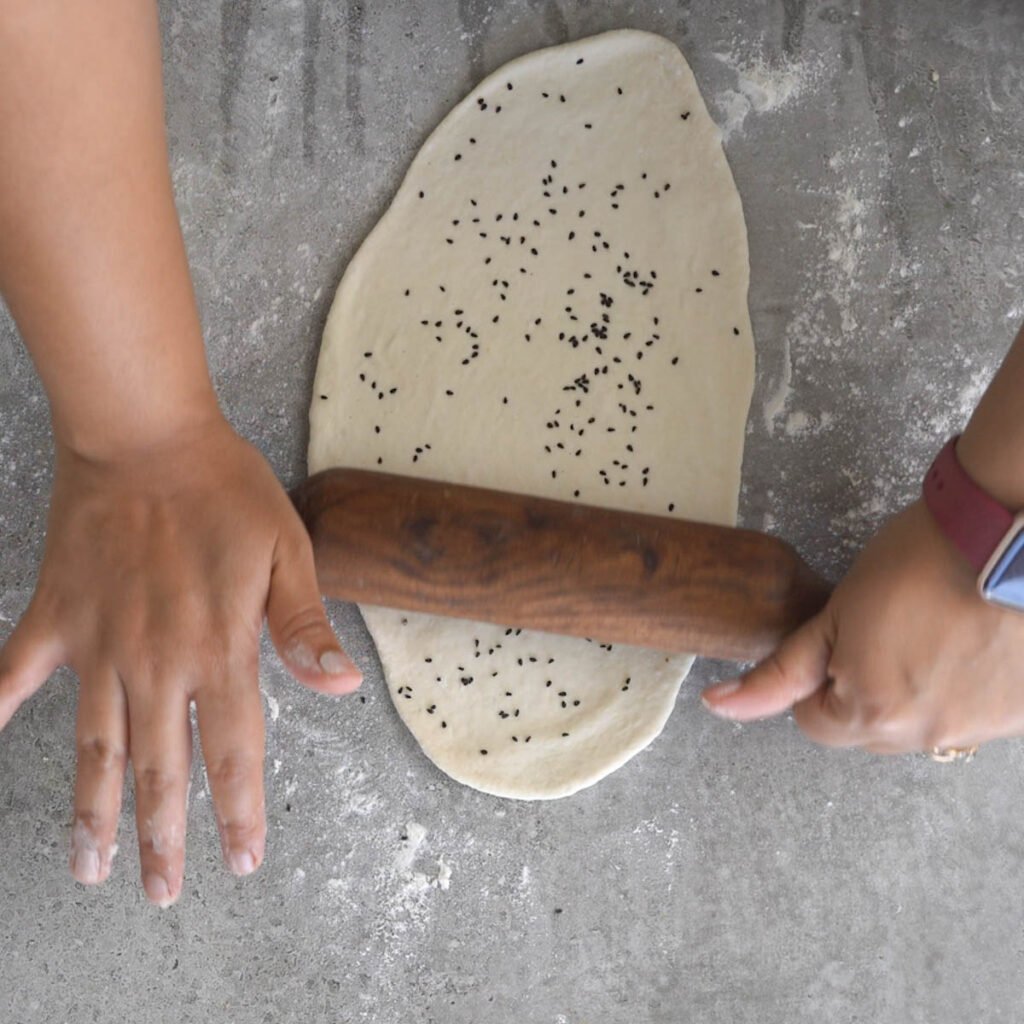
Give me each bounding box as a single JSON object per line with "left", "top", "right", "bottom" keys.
{"left": 2, "top": 1, "right": 1024, "bottom": 1022}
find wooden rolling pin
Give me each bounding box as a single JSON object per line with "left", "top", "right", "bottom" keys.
{"left": 292, "top": 469, "right": 832, "bottom": 663}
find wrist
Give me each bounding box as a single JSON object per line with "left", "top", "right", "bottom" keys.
{"left": 53, "top": 386, "right": 226, "bottom": 464}
{"left": 923, "top": 436, "right": 1024, "bottom": 610}
{"left": 957, "top": 425, "right": 1024, "bottom": 512}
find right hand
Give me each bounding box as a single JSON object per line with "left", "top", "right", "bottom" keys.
{"left": 701, "top": 499, "right": 1024, "bottom": 754}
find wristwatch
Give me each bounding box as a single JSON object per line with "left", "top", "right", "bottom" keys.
{"left": 923, "top": 436, "right": 1024, "bottom": 611}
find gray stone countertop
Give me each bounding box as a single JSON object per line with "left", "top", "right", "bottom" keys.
{"left": 2, "top": 2, "right": 1023, "bottom": 1022}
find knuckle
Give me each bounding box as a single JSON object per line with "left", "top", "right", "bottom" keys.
{"left": 854, "top": 698, "right": 892, "bottom": 731}
{"left": 822, "top": 682, "right": 849, "bottom": 718}
{"left": 218, "top": 813, "right": 264, "bottom": 845}
{"left": 277, "top": 604, "right": 329, "bottom": 644}
{"left": 76, "top": 736, "right": 128, "bottom": 774}
{"left": 72, "top": 809, "right": 107, "bottom": 835}
{"left": 279, "top": 529, "right": 314, "bottom": 564}
{"left": 761, "top": 653, "right": 788, "bottom": 688}
{"left": 134, "top": 765, "right": 179, "bottom": 799}
{"left": 760, "top": 653, "right": 804, "bottom": 706}
{"left": 139, "top": 828, "right": 183, "bottom": 860}
{"left": 853, "top": 696, "right": 917, "bottom": 745}
{"left": 761, "top": 655, "right": 798, "bottom": 704}
{"left": 207, "top": 752, "right": 256, "bottom": 791}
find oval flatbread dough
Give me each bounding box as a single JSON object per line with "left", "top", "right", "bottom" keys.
{"left": 309, "top": 30, "right": 754, "bottom": 799}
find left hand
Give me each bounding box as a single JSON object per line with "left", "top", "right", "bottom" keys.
{"left": 701, "top": 499, "right": 1024, "bottom": 754}
{"left": 0, "top": 416, "right": 361, "bottom": 905}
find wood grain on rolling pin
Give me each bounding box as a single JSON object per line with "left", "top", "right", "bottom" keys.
{"left": 292, "top": 469, "right": 831, "bottom": 662}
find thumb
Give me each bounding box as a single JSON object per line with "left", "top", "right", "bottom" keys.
{"left": 0, "top": 603, "right": 64, "bottom": 730}
{"left": 266, "top": 532, "right": 362, "bottom": 695}
{"left": 701, "top": 609, "right": 834, "bottom": 722}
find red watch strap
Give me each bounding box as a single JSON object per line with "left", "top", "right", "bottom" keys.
{"left": 922, "top": 436, "right": 1014, "bottom": 573}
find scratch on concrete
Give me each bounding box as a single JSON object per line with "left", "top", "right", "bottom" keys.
{"left": 456, "top": 0, "right": 497, "bottom": 86}
{"left": 346, "top": 0, "right": 366, "bottom": 154}
{"left": 220, "top": 0, "right": 256, "bottom": 147}
{"left": 527, "top": 0, "right": 570, "bottom": 46}
{"left": 781, "top": 0, "right": 807, "bottom": 56}
{"left": 302, "top": 0, "right": 323, "bottom": 161}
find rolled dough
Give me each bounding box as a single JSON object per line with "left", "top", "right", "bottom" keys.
{"left": 309, "top": 30, "right": 754, "bottom": 799}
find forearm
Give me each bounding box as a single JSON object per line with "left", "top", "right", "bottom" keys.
{"left": 957, "top": 323, "right": 1024, "bottom": 507}
{"left": 0, "top": 0, "right": 218, "bottom": 460}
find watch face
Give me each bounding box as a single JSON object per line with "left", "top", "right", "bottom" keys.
{"left": 981, "top": 527, "right": 1024, "bottom": 610}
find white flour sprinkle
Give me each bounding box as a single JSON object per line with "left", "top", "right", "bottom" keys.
{"left": 712, "top": 49, "right": 824, "bottom": 141}
{"left": 264, "top": 692, "right": 280, "bottom": 722}
{"left": 392, "top": 821, "right": 428, "bottom": 874}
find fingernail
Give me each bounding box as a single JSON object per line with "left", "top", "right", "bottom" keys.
{"left": 319, "top": 650, "right": 353, "bottom": 676}
{"left": 229, "top": 849, "right": 257, "bottom": 876}
{"left": 702, "top": 680, "right": 742, "bottom": 703}
{"left": 144, "top": 873, "right": 173, "bottom": 908}
{"left": 284, "top": 640, "right": 318, "bottom": 672}
{"left": 72, "top": 847, "right": 102, "bottom": 885}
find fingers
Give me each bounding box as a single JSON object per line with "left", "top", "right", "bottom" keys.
{"left": 266, "top": 531, "right": 361, "bottom": 695}
{"left": 129, "top": 686, "right": 192, "bottom": 908}
{"left": 701, "top": 610, "right": 835, "bottom": 722}
{"left": 71, "top": 666, "right": 128, "bottom": 885}
{"left": 0, "top": 605, "right": 64, "bottom": 730}
{"left": 194, "top": 671, "right": 266, "bottom": 877}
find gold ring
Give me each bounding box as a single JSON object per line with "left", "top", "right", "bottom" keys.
{"left": 929, "top": 746, "right": 979, "bottom": 763}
